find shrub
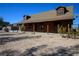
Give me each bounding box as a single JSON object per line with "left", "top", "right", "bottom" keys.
{"left": 57, "top": 25, "right": 64, "bottom": 34}
{"left": 3, "top": 27, "right": 9, "bottom": 32}
{"left": 20, "top": 24, "right": 25, "bottom": 31}
{"left": 62, "top": 27, "right": 66, "bottom": 34}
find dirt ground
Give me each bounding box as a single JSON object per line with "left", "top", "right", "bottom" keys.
{"left": 0, "top": 32, "right": 79, "bottom": 56}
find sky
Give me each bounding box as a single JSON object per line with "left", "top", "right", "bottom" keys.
{"left": 0, "top": 3, "right": 79, "bottom": 25}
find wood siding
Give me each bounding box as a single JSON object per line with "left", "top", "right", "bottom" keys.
{"left": 24, "top": 19, "right": 73, "bottom": 33}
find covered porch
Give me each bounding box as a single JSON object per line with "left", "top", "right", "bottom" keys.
{"left": 24, "top": 20, "right": 73, "bottom": 33}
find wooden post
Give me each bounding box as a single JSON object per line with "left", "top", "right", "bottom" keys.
{"left": 67, "top": 24, "right": 71, "bottom": 38}
{"left": 57, "top": 24, "right": 60, "bottom": 33}
{"left": 47, "top": 24, "right": 49, "bottom": 33}
{"left": 68, "top": 24, "right": 71, "bottom": 33}
{"left": 33, "top": 24, "right": 35, "bottom": 34}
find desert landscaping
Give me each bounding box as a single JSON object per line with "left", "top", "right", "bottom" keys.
{"left": 0, "top": 32, "right": 79, "bottom": 56}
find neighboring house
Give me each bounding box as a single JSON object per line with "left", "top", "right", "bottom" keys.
{"left": 20, "top": 6, "right": 74, "bottom": 33}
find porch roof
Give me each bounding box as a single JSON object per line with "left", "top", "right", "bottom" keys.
{"left": 23, "top": 6, "right": 74, "bottom": 23}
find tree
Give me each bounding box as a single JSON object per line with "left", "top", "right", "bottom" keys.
{"left": 0, "top": 17, "right": 10, "bottom": 27}
{"left": 0, "top": 17, "right": 4, "bottom": 26}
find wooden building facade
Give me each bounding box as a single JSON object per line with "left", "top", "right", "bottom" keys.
{"left": 22, "top": 6, "right": 74, "bottom": 33}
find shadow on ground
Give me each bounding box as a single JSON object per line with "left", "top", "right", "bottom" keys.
{"left": 41, "top": 45, "right": 79, "bottom": 56}
{"left": 21, "top": 44, "right": 79, "bottom": 56}
{"left": 0, "top": 49, "right": 20, "bottom": 56}
{"left": 0, "top": 34, "right": 15, "bottom": 36}
{"left": 21, "top": 45, "right": 47, "bottom": 56}
{"left": 0, "top": 36, "right": 41, "bottom": 45}
{"left": 0, "top": 44, "right": 79, "bottom": 56}
{"left": 0, "top": 45, "right": 47, "bottom": 56}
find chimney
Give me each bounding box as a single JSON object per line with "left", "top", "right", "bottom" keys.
{"left": 23, "top": 15, "right": 31, "bottom": 20}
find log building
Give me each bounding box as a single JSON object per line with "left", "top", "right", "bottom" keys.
{"left": 21, "top": 6, "right": 74, "bottom": 33}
